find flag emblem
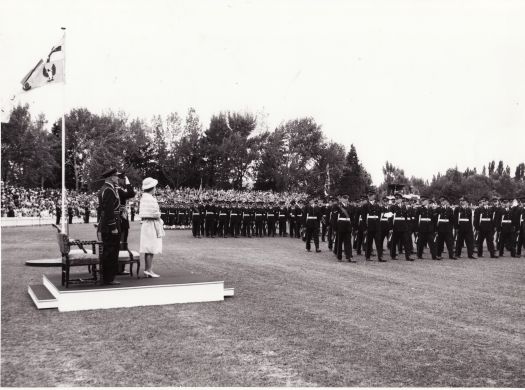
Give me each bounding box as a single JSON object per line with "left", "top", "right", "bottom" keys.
{"left": 21, "top": 39, "right": 64, "bottom": 91}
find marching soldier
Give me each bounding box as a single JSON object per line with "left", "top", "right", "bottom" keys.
{"left": 254, "top": 200, "right": 265, "bottom": 237}
{"left": 335, "top": 194, "right": 354, "bottom": 261}
{"left": 288, "top": 200, "right": 297, "bottom": 238}
{"left": 229, "top": 200, "right": 241, "bottom": 238}
{"left": 295, "top": 200, "right": 305, "bottom": 239}
{"left": 361, "top": 191, "right": 385, "bottom": 262}
{"left": 415, "top": 196, "right": 439, "bottom": 260}
{"left": 191, "top": 199, "right": 203, "bottom": 238}
{"left": 204, "top": 198, "right": 216, "bottom": 237}
{"left": 217, "top": 200, "right": 229, "bottom": 237}
{"left": 96, "top": 168, "right": 122, "bottom": 285}
{"left": 320, "top": 198, "right": 328, "bottom": 242}
{"left": 379, "top": 196, "right": 392, "bottom": 254}
{"left": 454, "top": 196, "right": 476, "bottom": 258}
{"left": 473, "top": 196, "right": 498, "bottom": 258}
{"left": 266, "top": 201, "right": 277, "bottom": 237}
{"left": 277, "top": 201, "right": 288, "bottom": 236}
{"left": 305, "top": 198, "right": 322, "bottom": 252}
{"left": 327, "top": 197, "right": 338, "bottom": 251}
{"left": 497, "top": 198, "right": 518, "bottom": 257}
{"left": 435, "top": 196, "right": 457, "bottom": 259}
{"left": 390, "top": 193, "right": 415, "bottom": 261}
{"left": 353, "top": 196, "right": 367, "bottom": 255}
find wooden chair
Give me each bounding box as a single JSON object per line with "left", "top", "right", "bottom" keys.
{"left": 118, "top": 242, "right": 140, "bottom": 278}
{"left": 57, "top": 232, "right": 101, "bottom": 288}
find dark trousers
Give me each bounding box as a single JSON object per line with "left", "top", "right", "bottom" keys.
{"left": 365, "top": 230, "right": 383, "bottom": 259}
{"left": 417, "top": 232, "right": 437, "bottom": 259}
{"left": 101, "top": 232, "right": 120, "bottom": 283}
{"left": 242, "top": 218, "right": 252, "bottom": 237}
{"left": 436, "top": 230, "right": 454, "bottom": 258}
{"left": 267, "top": 218, "right": 276, "bottom": 237}
{"left": 477, "top": 229, "right": 496, "bottom": 256}
{"left": 289, "top": 219, "right": 296, "bottom": 238}
{"left": 56, "top": 215, "right": 61, "bottom": 225}
{"left": 321, "top": 223, "right": 327, "bottom": 242}
{"left": 255, "top": 219, "right": 263, "bottom": 237}
{"left": 278, "top": 219, "right": 287, "bottom": 236}
{"left": 205, "top": 217, "right": 215, "bottom": 237}
{"left": 517, "top": 227, "right": 525, "bottom": 255}
{"left": 455, "top": 228, "right": 474, "bottom": 257}
{"left": 336, "top": 226, "right": 352, "bottom": 259}
{"left": 217, "top": 218, "right": 228, "bottom": 237}
{"left": 192, "top": 217, "right": 201, "bottom": 237}
{"left": 84, "top": 214, "right": 89, "bottom": 223}
{"left": 354, "top": 228, "right": 365, "bottom": 254}
{"left": 498, "top": 229, "right": 516, "bottom": 256}
{"left": 230, "top": 216, "right": 241, "bottom": 237}
{"left": 295, "top": 222, "right": 303, "bottom": 238}
{"left": 305, "top": 225, "right": 319, "bottom": 250}
{"left": 327, "top": 225, "right": 335, "bottom": 249}
{"left": 68, "top": 214, "right": 73, "bottom": 224}
{"left": 391, "top": 230, "right": 412, "bottom": 259}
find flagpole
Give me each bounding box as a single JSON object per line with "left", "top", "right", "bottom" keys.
{"left": 61, "top": 27, "right": 67, "bottom": 234}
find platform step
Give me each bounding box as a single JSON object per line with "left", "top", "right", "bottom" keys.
{"left": 224, "top": 287, "right": 234, "bottom": 297}
{"left": 25, "top": 258, "right": 62, "bottom": 267}
{"left": 28, "top": 284, "right": 58, "bottom": 309}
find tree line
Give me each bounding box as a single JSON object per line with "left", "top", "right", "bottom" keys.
{"left": 2, "top": 104, "right": 524, "bottom": 200}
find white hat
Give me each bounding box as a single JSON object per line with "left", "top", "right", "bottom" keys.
{"left": 142, "top": 177, "right": 158, "bottom": 190}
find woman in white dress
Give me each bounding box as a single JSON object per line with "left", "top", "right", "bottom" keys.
{"left": 139, "top": 177, "right": 165, "bottom": 278}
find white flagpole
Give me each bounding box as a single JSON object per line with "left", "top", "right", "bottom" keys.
{"left": 61, "top": 27, "right": 67, "bottom": 234}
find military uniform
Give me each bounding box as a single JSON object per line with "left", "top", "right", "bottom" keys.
{"left": 266, "top": 203, "right": 277, "bottom": 237}
{"left": 96, "top": 168, "right": 122, "bottom": 284}
{"left": 305, "top": 200, "right": 322, "bottom": 252}
{"left": 473, "top": 198, "right": 498, "bottom": 258}
{"left": 361, "top": 194, "right": 385, "bottom": 261}
{"left": 277, "top": 202, "right": 288, "bottom": 236}
{"left": 454, "top": 197, "right": 475, "bottom": 258}
{"left": 497, "top": 200, "right": 518, "bottom": 257}
{"left": 390, "top": 195, "right": 414, "bottom": 261}
{"left": 435, "top": 197, "right": 456, "bottom": 259}
{"left": 335, "top": 196, "right": 354, "bottom": 261}
{"left": 415, "top": 198, "right": 439, "bottom": 260}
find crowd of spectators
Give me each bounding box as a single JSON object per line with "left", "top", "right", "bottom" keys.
{"left": 0, "top": 184, "right": 308, "bottom": 219}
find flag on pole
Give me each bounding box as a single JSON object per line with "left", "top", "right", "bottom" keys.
{"left": 20, "top": 37, "right": 64, "bottom": 91}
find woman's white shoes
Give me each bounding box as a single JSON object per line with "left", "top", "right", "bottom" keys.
{"left": 144, "top": 270, "right": 160, "bottom": 278}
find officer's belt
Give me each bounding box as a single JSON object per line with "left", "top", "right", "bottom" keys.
{"left": 381, "top": 218, "right": 389, "bottom": 221}
{"left": 267, "top": 214, "right": 274, "bottom": 217}
{"left": 459, "top": 218, "right": 470, "bottom": 222}
{"left": 501, "top": 220, "right": 512, "bottom": 223}
{"left": 255, "top": 213, "right": 262, "bottom": 216}
{"left": 206, "top": 212, "right": 214, "bottom": 215}
{"left": 438, "top": 219, "right": 450, "bottom": 222}
{"left": 297, "top": 214, "right": 303, "bottom": 217}
{"left": 230, "top": 213, "right": 238, "bottom": 216}
{"left": 367, "top": 216, "right": 378, "bottom": 219}
{"left": 338, "top": 217, "right": 350, "bottom": 221}
{"left": 219, "top": 213, "right": 227, "bottom": 216}
{"left": 420, "top": 218, "right": 431, "bottom": 221}
{"left": 279, "top": 214, "right": 286, "bottom": 217}
{"left": 307, "top": 216, "right": 317, "bottom": 220}
{"left": 480, "top": 218, "right": 491, "bottom": 221}
{"left": 394, "top": 217, "right": 406, "bottom": 221}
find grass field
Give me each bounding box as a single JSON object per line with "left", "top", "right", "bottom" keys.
{"left": 1, "top": 223, "right": 524, "bottom": 387}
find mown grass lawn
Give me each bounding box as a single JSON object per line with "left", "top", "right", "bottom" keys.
{"left": 1, "top": 223, "right": 524, "bottom": 386}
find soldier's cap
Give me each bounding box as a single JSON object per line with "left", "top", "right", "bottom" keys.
{"left": 429, "top": 198, "right": 437, "bottom": 204}
{"left": 367, "top": 190, "right": 376, "bottom": 196}
{"left": 340, "top": 194, "right": 349, "bottom": 200}
{"left": 382, "top": 196, "right": 389, "bottom": 202}
{"left": 459, "top": 196, "right": 468, "bottom": 202}
{"left": 479, "top": 196, "right": 488, "bottom": 202}
{"left": 491, "top": 196, "right": 499, "bottom": 201}
{"left": 440, "top": 195, "right": 449, "bottom": 202}
{"left": 501, "top": 197, "right": 510, "bottom": 202}
{"left": 101, "top": 168, "right": 122, "bottom": 179}
{"left": 394, "top": 192, "right": 403, "bottom": 199}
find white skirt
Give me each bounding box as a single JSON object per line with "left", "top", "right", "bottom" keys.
{"left": 140, "top": 220, "right": 163, "bottom": 254}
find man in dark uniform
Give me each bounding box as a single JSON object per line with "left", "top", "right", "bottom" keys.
{"left": 115, "top": 173, "right": 136, "bottom": 274}
{"left": 83, "top": 202, "right": 90, "bottom": 223}
{"left": 130, "top": 202, "right": 136, "bottom": 222}
{"left": 205, "top": 198, "right": 216, "bottom": 237}
{"left": 353, "top": 196, "right": 367, "bottom": 255}
{"left": 217, "top": 200, "right": 229, "bottom": 237}
{"left": 96, "top": 168, "right": 122, "bottom": 285}
{"left": 415, "top": 196, "right": 439, "bottom": 260}
{"left": 435, "top": 196, "right": 457, "bottom": 259}
{"left": 327, "top": 197, "right": 338, "bottom": 251}
{"left": 55, "top": 201, "right": 62, "bottom": 225}
{"left": 361, "top": 191, "right": 385, "bottom": 261}
{"left": 295, "top": 200, "right": 305, "bottom": 239}
{"left": 474, "top": 196, "right": 498, "bottom": 258}
{"left": 516, "top": 198, "right": 525, "bottom": 257}
{"left": 379, "top": 196, "right": 392, "bottom": 254}
{"left": 191, "top": 199, "right": 202, "bottom": 238}
{"left": 390, "top": 193, "right": 415, "bottom": 261}
{"left": 497, "top": 198, "right": 518, "bottom": 257}
{"left": 229, "top": 200, "right": 241, "bottom": 238}
{"left": 67, "top": 204, "right": 74, "bottom": 224}
{"left": 305, "top": 198, "right": 322, "bottom": 252}
{"left": 254, "top": 200, "right": 264, "bottom": 237}
{"left": 454, "top": 196, "right": 476, "bottom": 258}
{"left": 289, "top": 200, "right": 297, "bottom": 238}
{"left": 266, "top": 201, "right": 277, "bottom": 237}
{"left": 335, "top": 195, "right": 354, "bottom": 261}
{"left": 320, "top": 198, "right": 328, "bottom": 242}
{"left": 278, "top": 201, "right": 288, "bottom": 237}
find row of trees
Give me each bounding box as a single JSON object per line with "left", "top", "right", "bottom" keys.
{"left": 1, "top": 105, "right": 371, "bottom": 196}
{"left": 2, "top": 104, "right": 524, "bottom": 200}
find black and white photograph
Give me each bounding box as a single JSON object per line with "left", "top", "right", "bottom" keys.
{"left": 1, "top": 0, "right": 524, "bottom": 387}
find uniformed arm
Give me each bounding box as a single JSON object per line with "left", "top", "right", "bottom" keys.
{"left": 102, "top": 188, "right": 118, "bottom": 232}
{"left": 119, "top": 184, "right": 136, "bottom": 202}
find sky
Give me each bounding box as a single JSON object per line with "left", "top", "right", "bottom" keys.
{"left": 1, "top": 0, "right": 524, "bottom": 185}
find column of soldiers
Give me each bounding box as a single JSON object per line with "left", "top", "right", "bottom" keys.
{"left": 323, "top": 192, "right": 525, "bottom": 262}
{"left": 153, "top": 192, "right": 525, "bottom": 260}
